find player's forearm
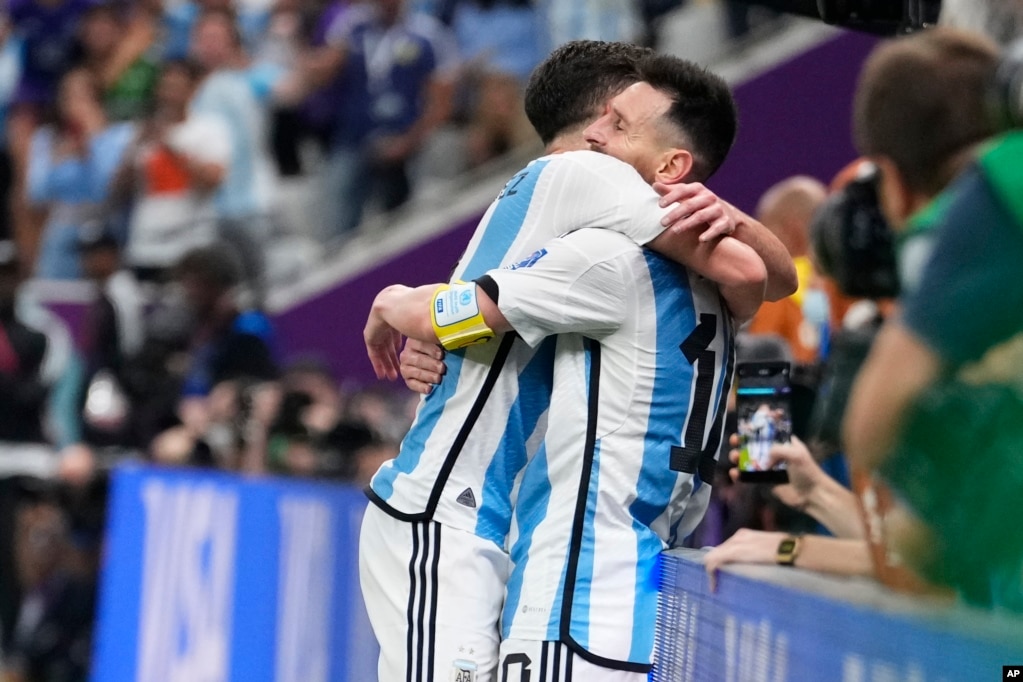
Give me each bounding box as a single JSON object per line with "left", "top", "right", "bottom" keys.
{"left": 370, "top": 284, "right": 442, "bottom": 344}
{"left": 728, "top": 204, "right": 798, "bottom": 301}
{"left": 713, "top": 238, "right": 767, "bottom": 323}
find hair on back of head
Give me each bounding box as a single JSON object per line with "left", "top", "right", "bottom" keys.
{"left": 854, "top": 27, "right": 1000, "bottom": 196}
{"left": 635, "top": 54, "right": 737, "bottom": 181}
{"left": 175, "top": 243, "right": 244, "bottom": 290}
{"left": 525, "top": 40, "right": 653, "bottom": 146}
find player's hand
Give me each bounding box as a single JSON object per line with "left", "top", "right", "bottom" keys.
{"left": 400, "top": 338, "right": 446, "bottom": 394}
{"left": 704, "top": 528, "right": 787, "bottom": 591}
{"left": 654, "top": 181, "right": 736, "bottom": 242}
{"left": 727, "top": 434, "right": 826, "bottom": 511}
{"left": 364, "top": 313, "right": 403, "bottom": 381}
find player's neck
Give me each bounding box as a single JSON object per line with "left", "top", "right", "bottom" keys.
{"left": 545, "top": 132, "right": 589, "bottom": 155}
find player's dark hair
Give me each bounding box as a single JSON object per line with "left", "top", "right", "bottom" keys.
{"left": 525, "top": 40, "right": 653, "bottom": 145}
{"left": 854, "top": 27, "right": 999, "bottom": 196}
{"left": 635, "top": 54, "right": 737, "bottom": 182}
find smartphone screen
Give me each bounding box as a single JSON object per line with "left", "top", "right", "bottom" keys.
{"left": 736, "top": 361, "right": 792, "bottom": 483}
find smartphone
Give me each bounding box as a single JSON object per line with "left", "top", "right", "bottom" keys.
{"left": 736, "top": 361, "right": 792, "bottom": 483}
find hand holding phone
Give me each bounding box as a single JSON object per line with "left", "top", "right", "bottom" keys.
{"left": 736, "top": 361, "right": 792, "bottom": 483}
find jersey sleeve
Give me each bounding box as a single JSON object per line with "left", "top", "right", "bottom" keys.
{"left": 481, "top": 228, "right": 633, "bottom": 347}
{"left": 534, "top": 152, "right": 673, "bottom": 246}
{"left": 901, "top": 167, "right": 1023, "bottom": 366}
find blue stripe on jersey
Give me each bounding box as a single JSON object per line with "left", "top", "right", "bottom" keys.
{"left": 370, "top": 352, "right": 466, "bottom": 500}
{"left": 627, "top": 253, "right": 697, "bottom": 661}
{"left": 460, "top": 160, "right": 550, "bottom": 280}
{"left": 565, "top": 438, "right": 602, "bottom": 647}
{"left": 629, "top": 525, "right": 665, "bottom": 662}
{"left": 630, "top": 253, "right": 696, "bottom": 527}
{"left": 502, "top": 441, "right": 552, "bottom": 638}
{"left": 475, "top": 338, "right": 556, "bottom": 545}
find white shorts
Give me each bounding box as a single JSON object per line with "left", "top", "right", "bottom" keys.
{"left": 497, "top": 640, "right": 649, "bottom": 682}
{"left": 359, "top": 503, "right": 510, "bottom": 682}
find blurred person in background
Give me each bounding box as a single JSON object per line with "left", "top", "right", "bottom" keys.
{"left": 0, "top": 241, "right": 48, "bottom": 445}
{"left": 74, "top": 220, "right": 145, "bottom": 452}
{"left": 26, "top": 68, "right": 133, "bottom": 280}
{"left": 543, "top": 0, "right": 642, "bottom": 46}
{"left": 74, "top": 2, "right": 160, "bottom": 122}
{"left": 450, "top": 0, "right": 544, "bottom": 168}
{"left": 188, "top": 7, "right": 308, "bottom": 295}
{"left": 747, "top": 175, "right": 829, "bottom": 367}
{"left": 0, "top": 18, "right": 21, "bottom": 244}
{"left": 1, "top": 482, "right": 95, "bottom": 682}
{"left": 702, "top": 435, "right": 872, "bottom": 585}
{"left": 311, "top": 0, "right": 458, "bottom": 238}
{"left": 845, "top": 15, "right": 1023, "bottom": 609}
{"left": 113, "top": 59, "right": 229, "bottom": 281}
{"left": 5, "top": 0, "right": 94, "bottom": 271}
{"left": 266, "top": 358, "right": 375, "bottom": 478}
{"left": 171, "top": 244, "right": 279, "bottom": 463}
{"left": 161, "top": 0, "right": 272, "bottom": 61}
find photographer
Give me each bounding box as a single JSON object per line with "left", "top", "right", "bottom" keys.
{"left": 705, "top": 26, "right": 1006, "bottom": 591}
{"left": 844, "top": 14, "right": 1023, "bottom": 607}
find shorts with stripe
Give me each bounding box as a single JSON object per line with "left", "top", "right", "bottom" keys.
{"left": 498, "top": 640, "right": 648, "bottom": 682}
{"left": 360, "top": 503, "right": 510, "bottom": 682}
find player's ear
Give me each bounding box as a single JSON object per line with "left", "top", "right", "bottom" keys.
{"left": 654, "top": 148, "right": 693, "bottom": 185}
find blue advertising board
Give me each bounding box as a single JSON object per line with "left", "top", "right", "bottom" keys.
{"left": 654, "top": 549, "right": 1023, "bottom": 681}
{"left": 91, "top": 465, "right": 378, "bottom": 682}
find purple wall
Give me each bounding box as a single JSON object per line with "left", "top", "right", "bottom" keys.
{"left": 708, "top": 30, "right": 878, "bottom": 213}
{"left": 274, "top": 30, "right": 880, "bottom": 385}
{"left": 273, "top": 217, "right": 484, "bottom": 384}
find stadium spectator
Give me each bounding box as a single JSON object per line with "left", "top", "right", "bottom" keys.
{"left": 6, "top": 0, "right": 95, "bottom": 270}
{"left": 314, "top": 0, "right": 459, "bottom": 238}
{"left": 451, "top": 0, "right": 545, "bottom": 167}
{"left": 747, "top": 176, "right": 829, "bottom": 366}
{"left": 75, "top": 2, "right": 160, "bottom": 122}
{"left": 114, "top": 59, "right": 229, "bottom": 280}
{"left": 161, "top": 0, "right": 271, "bottom": 61}
{"left": 173, "top": 244, "right": 279, "bottom": 434}
{"left": 26, "top": 68, "right": 134, "bottom": 280}
{"left": 74, "top": 220, "right": 145, "bottom": 450}
{"left": 703, "top": 436, "right": 872, "bottom": 586}
{"left": 0, "top": 21, "right": 20, "bottom": 243}
{"left": 189, "top": 8, "right": 295, "bottom": 294}
{"left": 0, "top": 241, "right": 49, "bottom": 444}
{"left": 844, "top": 19, "right": 1023, "bottom": 608}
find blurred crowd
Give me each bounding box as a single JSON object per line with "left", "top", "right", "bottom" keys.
{"left": 0, "top": 0, "right": 756, "bottom": 289}
{"left": 7, "top": 0, "right": 1023, "bottom": 678}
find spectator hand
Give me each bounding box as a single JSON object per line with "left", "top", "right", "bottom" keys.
{"left": 728, "top": 435, "right": 826, "bottom": 512}
{"left": 654, "top": 181, "right": 736, "bottom": 242}
{"left": 399, "top": 338, "right": 446, "bottom": 394}
{"left": 704, "top": 528, "right": 787, "bottom": 591}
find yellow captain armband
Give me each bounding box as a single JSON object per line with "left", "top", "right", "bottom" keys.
{"left": 431, "top": 281, "right": 495, "bottom": 351}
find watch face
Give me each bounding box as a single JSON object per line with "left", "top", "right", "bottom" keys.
{"left": 779, "top": 539, "right": 797, "bottom": 554}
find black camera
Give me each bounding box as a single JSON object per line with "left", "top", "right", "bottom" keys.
{"left": 817, "top": 0, "right": 941, "bottom": 34}
{"left": 736, "top": 0, "right": 940, "bottom": 35}
{"left": 810, "top": 163, "right": 900, "bottom": 300}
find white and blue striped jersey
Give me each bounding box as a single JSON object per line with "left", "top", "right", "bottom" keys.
{"left": 486, "top": 228, "right": 734, "bottom": 672}
{"left": 368, "top": 151, "right": 674, "bottom": 548}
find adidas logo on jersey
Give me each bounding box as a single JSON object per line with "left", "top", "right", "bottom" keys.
{"left": 456, "top": 488, "right": 477, "bottom": 508}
